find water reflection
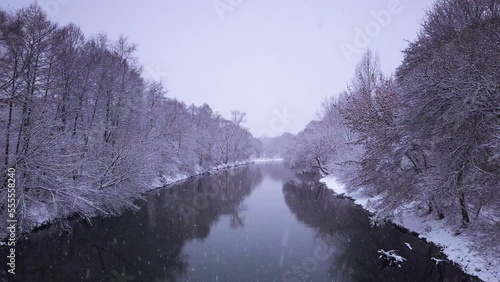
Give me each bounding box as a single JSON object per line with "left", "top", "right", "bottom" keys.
{"left": 282, "top": 177, "right": 481, "bottom": 282}
{"left": 3, "top": 166, "right": 262, "bottom": 281}
{"left": 0, "top": 164, "right": 480, "bottom": 282}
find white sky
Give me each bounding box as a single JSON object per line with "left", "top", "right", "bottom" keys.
{"left": 1, "top": 0, "right": 435, "bottom": 137}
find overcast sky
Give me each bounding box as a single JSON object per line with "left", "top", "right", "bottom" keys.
{"left": 1, "top": 0, "right": 435, "bottom": 137}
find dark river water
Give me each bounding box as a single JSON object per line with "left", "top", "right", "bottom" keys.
{"left": 2, "top": 163, "right": 480, "bottom": 282}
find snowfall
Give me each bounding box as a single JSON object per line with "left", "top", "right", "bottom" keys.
{"left": 150, "top": 158, "right": 284, "bottom": 190}
{"left": 321, "top": 176, "right": 500, "bottom": 282}
{"left": 4, "top": 158, "right": 284, "bottom": 240}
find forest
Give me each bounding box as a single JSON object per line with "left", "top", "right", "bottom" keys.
{"left": 1, "top": 1, "right": 499, "bottom": 275}
{"left": 0, "top": 5, "right": 260, "bottom": 236}
{"left": 285, "top": 0, "right": 499, "bottom": 261}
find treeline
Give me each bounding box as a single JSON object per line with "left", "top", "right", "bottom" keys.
{"left": 0, "top": 5, "right": 257, "bottom": 234}
{"left": 259, "top": 133, "right": 294, "bottom": 158}
{"left": 285, "top": 0, "right": 500, "bottom": 232}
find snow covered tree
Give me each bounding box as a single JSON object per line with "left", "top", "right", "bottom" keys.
{"left": 396, "top": 0, "right": 500, "bottom": 226}
{"left": 285, "top": 119, "right": 337, "bottom": 174}
{"left": 341, "top": 51, "right": 405, "bottom": 199}
{"left": 260, "top": 132, "right": 294, "bottom": 158}
{"left": 0, "top": 4, "right": 260, "bottom": 235}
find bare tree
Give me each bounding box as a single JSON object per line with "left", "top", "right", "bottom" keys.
{"left": 0, "top": 4, "right": 261, "bottom": 236}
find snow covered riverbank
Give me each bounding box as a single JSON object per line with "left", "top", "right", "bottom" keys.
{"left": 150, "top": 158, "right": 284, "bottom": 190}
{"left": 0, "top": 158, "right": 283, "bottom": 242}
{"left": 321, "top": 176, "right": 499, "bottom": 282}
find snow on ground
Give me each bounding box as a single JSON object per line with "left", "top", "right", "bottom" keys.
{"left": 150, "top": 158, "right": 283, "bottom": 190}
{"left": 321, "top": 175, "right": 500, "bottom": 282}
{"left": 321, "top": 177, "right": 348, "bottom": 195}
{"left": 320, "top": 176, "right": 382, "bottom": 213}
{"left": 1, "top": 158, "right": 282, "bottom": 241}
{"left": 252, "top": 157, "right": 284, "bottom": 163}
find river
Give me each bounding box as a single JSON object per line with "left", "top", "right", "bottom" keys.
{"left": 2, "top": 162, "right": 480, "bottom": 281}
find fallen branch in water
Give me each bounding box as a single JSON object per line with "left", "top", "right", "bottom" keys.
{"left": 378, "top": 249, "right": 407, "bottom": 268}
{"left": 431, "top": 257, "right": 445, "bottom": 265}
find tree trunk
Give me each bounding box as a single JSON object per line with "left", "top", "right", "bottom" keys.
{"left": 459, "top": 192, "right": 470, "bottom": 227}
{"left": 4, "top": 100, "right": 13, "bottom": 167}
{"left": 427, "top": 199, "right": 444, "bottom": 219}
{"left": 313, "top": 156, "right": 329, "bottom": 175}
{"left": 5, "top": 56, "right": 19, "bottom": 167}
{"left": 426, "top": 200, "right": 433, "bottom": 215}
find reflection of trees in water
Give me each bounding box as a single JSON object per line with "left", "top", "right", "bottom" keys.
{"left": 282, "top": 177, "right": 481, "bottom": 282}
{"left": 8, "top": 166, "right": 263, "bottom": 282}
{"left": 229, "top": 204, "right": 246, "bottom": 229}
{"left": 283, "top": 178, "right": 369, "bottom": 278}
{"left": 257, "top": 162, "right": 297, "bottom": 183}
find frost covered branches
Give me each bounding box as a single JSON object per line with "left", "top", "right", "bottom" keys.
{"left": 284, "top": 101, "right": 346, "bottom": 175}
{"left": 394, "top": 0, "right": 500, "bottom": 227}
{"left": 285, "top": 0, "right": 500, "bottom": 240}
{"left": 0, "top": 5, "right": 258, "bottom": 235}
